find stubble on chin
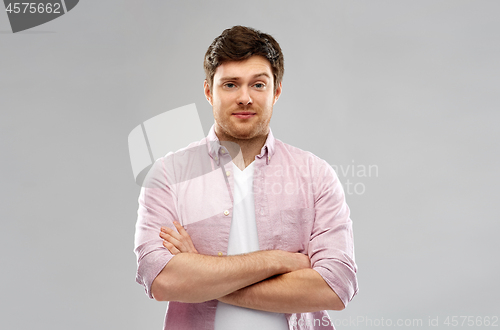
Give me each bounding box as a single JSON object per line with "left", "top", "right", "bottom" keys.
{"left": 217, "top": 119, "right": 270, "bottom": 142}
{"left": 216, "top": 121, "right": 251, "bottom": 141}
{"left": 214, "top": 104, "right": 272, "bottom": 141}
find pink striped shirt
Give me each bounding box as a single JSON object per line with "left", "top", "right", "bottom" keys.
{"left": 134, "top": 125, "right": 358, "bottom": 330}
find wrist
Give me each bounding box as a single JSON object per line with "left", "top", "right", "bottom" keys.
{"left": 269, "top": 250, "right": 290, "bottom": 274}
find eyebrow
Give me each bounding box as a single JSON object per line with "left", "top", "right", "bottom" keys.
{"left": 219, "top": 72, "right": 271, "bottom": 81}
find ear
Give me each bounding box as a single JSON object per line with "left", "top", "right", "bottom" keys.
{"left": 273, "top": 81, "right": 282, "bottom": 105}
{"left": 204, "top": 80, "right": 213, "bottom": 106}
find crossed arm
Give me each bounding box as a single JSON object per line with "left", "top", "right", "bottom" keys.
{"left": 150, "top": 222, "right": 345, "bottom": 313}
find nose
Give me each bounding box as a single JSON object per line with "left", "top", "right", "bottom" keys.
{"left": 236, "top": 87, "right": 252, "bottom": 105}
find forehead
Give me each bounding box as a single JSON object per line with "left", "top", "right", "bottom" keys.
{"left": 214, "top": 55, "right": 273, "bottom": 80}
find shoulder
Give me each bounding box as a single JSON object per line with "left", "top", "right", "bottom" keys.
{"left": 273, "top": 138, "right": 333, "bottom": 174}
{"left": 272, "top": 138, "right": 343, "bottom": 198}
{"left": 157, "top": 136, "right": 211, "bottom": 165}
{"left": 270, "top": 138, "right": 340, "bottom": 189}
{"left": 146, "top": 136, "right": 213, "bottom": 187}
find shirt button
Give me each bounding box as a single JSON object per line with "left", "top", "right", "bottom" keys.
{"left": 226, "top": 170, "right": 231, "bottom": 177}
{"left": 268, "top": 155, "right": 271, "bottom": 161}
{"left": 224, "top": 210, "right": 229, "bottom": 216}
{"left": 221, "top": 149, "right": 226, "bottom": 154}
{"left": 218, "top": 252, "right": 223, "bottom": 256}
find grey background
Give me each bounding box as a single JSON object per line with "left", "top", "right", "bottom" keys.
{"left": 1, "top": 1, "right": 499, "bottom": 329}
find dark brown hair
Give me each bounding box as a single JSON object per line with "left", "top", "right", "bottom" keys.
{"left": 204, "top": 25, "right": 284, "bottom": 94}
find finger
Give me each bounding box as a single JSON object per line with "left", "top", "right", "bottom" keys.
{"left": 163, "top": 240, "right": 180, "bottom": 255}
{"left": 173, "top": 222, "right": 198, "bottom": 253}
{"left": 160, "top": 232, "right": 185, "bottom": 251}
{"left": 160, "top": 231, "right": 187, "bottom": 252}
{"left": 173, "top": 221, "right": 190, "bottom": 238}
{"left": 161, "top": 225, "right": 184, "bottom": 242}
{"left": 162, "top": 225, "right": 196, "bottom": 253}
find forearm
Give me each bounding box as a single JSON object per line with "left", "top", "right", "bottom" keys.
{"left": 218, "top": 268, "right": 345, "bottom": 313}
{"left": 151, "top": 250, "right": 301, "bottom": 303}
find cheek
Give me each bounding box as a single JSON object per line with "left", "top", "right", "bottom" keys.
{"left": 260, "top": 93, "right": 275, "bottom": 105}
{"left": 210, "top": 96, "right": 221, "bottom": 113}
{"left": 260, "top": 96, "right": 275, "bottom": 113}
{"left": 212, "top": 93, "right": 230, "bottom": 108}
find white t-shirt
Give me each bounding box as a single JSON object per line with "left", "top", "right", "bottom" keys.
{"left": 214, "top": 162, "right": 288, "bottom": 330}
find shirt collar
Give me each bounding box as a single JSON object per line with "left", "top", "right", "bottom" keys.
{"left": 206, "top": 124, "right": 276, "bottom": 165}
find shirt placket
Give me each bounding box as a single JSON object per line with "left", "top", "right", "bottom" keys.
{"left": 215, "top": 146, "right": 234, "bottom": 257}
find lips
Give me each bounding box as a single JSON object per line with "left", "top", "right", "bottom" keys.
{"left": 232, "top": 112, "right": 256, "bottom": 119}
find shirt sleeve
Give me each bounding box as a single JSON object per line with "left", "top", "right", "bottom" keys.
{"left": 134, "top": 156, "right": 178, "bottom": 299}
{"left": 308, "top": 159, "right": 358, "bottom": 308}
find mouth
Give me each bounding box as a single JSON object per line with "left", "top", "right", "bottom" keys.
{"left": 232, "top": 112, "right": 256, "bottom": 119}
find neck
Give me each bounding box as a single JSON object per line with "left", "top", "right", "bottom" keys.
{"left": 214, "top": 126, "right": 268, "bottom": 170}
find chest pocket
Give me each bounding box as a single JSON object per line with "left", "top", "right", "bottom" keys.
{"left": 279, "top": 208, "right": 315, "bottom": 253}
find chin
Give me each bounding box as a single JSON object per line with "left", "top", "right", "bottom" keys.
{"left": 217, "top": 120, "right": 266, "bottom": 140}
{"left": 229, "top": 130, "right": 255, "bottom": 140}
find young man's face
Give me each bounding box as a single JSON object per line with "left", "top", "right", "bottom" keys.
{"left": 204, "top": 55, "right": 282, "bottom": 141}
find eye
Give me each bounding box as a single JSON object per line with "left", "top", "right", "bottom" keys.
{"left": 254, "top": 83, "right": 265, "bottom": 89}
{"left": 224, "top": 83, "right": 236, "bottom": 89}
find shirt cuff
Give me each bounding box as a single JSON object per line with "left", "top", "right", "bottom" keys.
{"left": 314, "top": 260, "right": 358, "bottom": 308}
{"left": 136, "top": 249, "right": 175, "bottom": 299}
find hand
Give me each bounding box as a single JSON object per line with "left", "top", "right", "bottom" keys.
{"left": 280, "top": 251, "right": 311, "bottom": 273}
{"left": 159, "top": 222, "right": 198, "bottom": 255}
{"left": 291, "top": 252, "right": 311, "bottom": 271}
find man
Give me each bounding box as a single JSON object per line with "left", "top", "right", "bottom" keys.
{"left": 134, "top": 26, "right": 358, "bottom": 330}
